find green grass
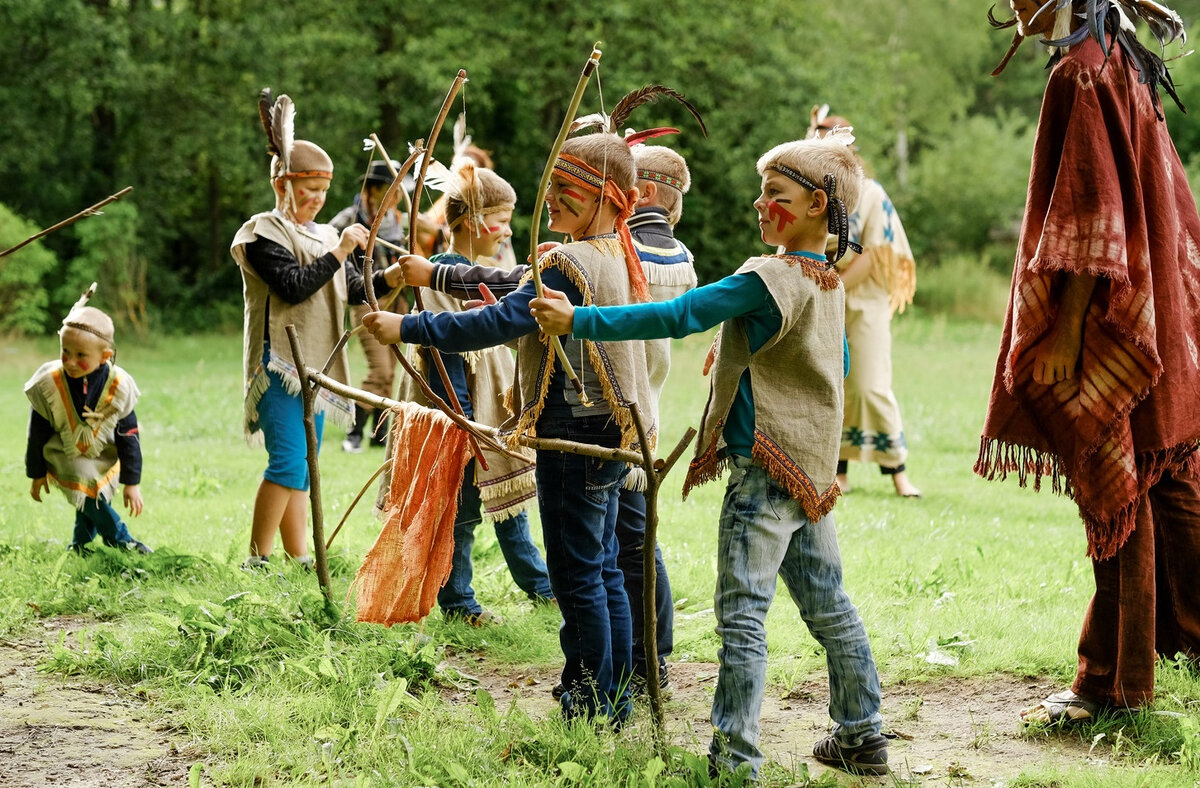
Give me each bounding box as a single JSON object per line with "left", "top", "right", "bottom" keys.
{"left": 1, "top": 318, "right": 1198, "bottom": 786}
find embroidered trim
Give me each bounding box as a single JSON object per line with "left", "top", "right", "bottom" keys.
{"left": 637, "top": 169, "right": 684, "bottom": 192}
{"left": 554, "top": 156, "right": 605, "bottom": 191}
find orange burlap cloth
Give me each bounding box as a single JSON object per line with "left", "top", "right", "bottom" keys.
{"left": 354, "top": 402, "right": 472, "bottom": 625}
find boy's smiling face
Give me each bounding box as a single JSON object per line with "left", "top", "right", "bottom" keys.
{"left": 754, "top": 170, "right": 808, "bottom": 248}
{"left": 277, "top": 175, "right": 331, "bottom": 224}
{"left": 60, "top": 327, "right": 112, "bottom": 379}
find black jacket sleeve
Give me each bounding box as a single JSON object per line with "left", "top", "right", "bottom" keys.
{"left": 430, "top": 262, "right": 530, "bottom": 300}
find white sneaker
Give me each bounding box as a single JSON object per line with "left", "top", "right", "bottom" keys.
{"left": 241, "top": 554, "right": 270, "bottom": 570}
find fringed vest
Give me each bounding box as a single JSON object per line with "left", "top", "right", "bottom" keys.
{"left": 684, "top": 255, "right": 845, "bottom": 522}
{"left": 509, "top": 237, "right": 655, "bottom": 451}
{"left": 25, "top": 361, "right": 139, "bottom": 509}
{"left": 232, "top": 210, "right": 354, "bottom": 443}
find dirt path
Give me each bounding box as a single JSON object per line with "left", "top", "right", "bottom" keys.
{"left": 455, "top": 656, "right": 1121, "bottom": 784}
{"left": 0, "top": 620, "right": 193, "bottom": 788}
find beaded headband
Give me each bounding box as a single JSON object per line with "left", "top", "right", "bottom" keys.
{"left": 553, "top": 156, "right": 606, "bottom": 192}
{"left": 637, "top": 168, "right": 685, "bottom": 192}
{"left": 770, "top": 163, "right": 862, "bottom": 263}
{"left": 61, "top": 319, "right": 114, "bottom": 345}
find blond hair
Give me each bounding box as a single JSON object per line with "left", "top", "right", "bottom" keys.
{"left": 444, "top": 164, "right": 517, "bottom": 231}
{"left": 633, "top": 145, "right": 690, "bottom": 225}
{"left": 756, "top": 134, "right": 863, "bottom": 216}
{"left": 60, "top": 305, "right": 115, "bottom": 348}
{"left": 562, "top": 134, "right": 636, "bottom": 191}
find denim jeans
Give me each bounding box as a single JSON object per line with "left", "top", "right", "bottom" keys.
{"left": 438, "top": 461, "right": 554, "bottom": 614}
{"left": 71, "top": 496, "right": 135, "bottom": 548}
{"left": 616, "top": 487, "right": 674, "bottom": 674}
{"left": 536, "top": 407, "right": 632, "bottom": 721}
{"left": 710, "top": 456, "right": 883, "bottom": 777}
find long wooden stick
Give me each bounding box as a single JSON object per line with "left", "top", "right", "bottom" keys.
{"left": 305, "top": 367, "right": 522, "bottom": 461}
{"left": 627, "top": 403, "right": 666, "bottom": 740}
{"left": 528, "top": 45, "right": 603, "bottom": 404}
{"left": 403, "top": 70, "right": 485, "bottom": 468}
{"left": 325, "top": 456, "right": 393, "bottom": 551}
{"left": 0, "top": 186, "right": 133, "bottom": 258}
{"left": 286, "top": 324, "right": 334, "bottom": 606}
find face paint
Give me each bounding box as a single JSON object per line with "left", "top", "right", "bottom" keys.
{"left": 482, "top": 225, "right": 503, "bottom": 235}
{"left": 560, "top": 187, "right": 588, "bottom": 217}
{"left": 766, "top": 200, "right": 797, "bottom": 233}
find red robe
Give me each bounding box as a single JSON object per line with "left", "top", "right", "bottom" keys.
{"left": 976, "top": 37, "right": 1200, "bottom": 559}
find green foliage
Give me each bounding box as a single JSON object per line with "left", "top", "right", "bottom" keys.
{"left": 10, "top": 2, "right": 1200, "bottom": 322}
{"left": 67, "top": 200, "right": 147, "bottom": 336}
{"left": 912, "top": 253, "right": 1012, "bottom": 325}
{"left": 0, "top": 202, "right": 57, "bottom": 334}
{"left": 902, "top": 112, "right": 1034, "bottom": 265}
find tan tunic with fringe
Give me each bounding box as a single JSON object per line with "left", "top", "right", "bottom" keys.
{"left": 398, "top": 284, "right": 538, "bottom": 522}
{"left": 25, "top": 361, "right": 139, "bottom": 510}
{"left": 835, "top": 178, "right": 916, "bottom": 468}
{"left": 510, "top": 237, "right": 654, "bottom": 452}
{"left": 231, "top": 210, "right": 354, "bottom": 442}
{"left": 684, "top": 255, "right": 845, "bottom": 522}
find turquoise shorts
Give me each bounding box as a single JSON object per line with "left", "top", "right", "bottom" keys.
{"left": 257, "top": 365, "right": 324, "bottom": 490}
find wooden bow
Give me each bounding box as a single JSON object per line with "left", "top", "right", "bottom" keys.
{"left": 528, "top": 44, "right": 603, "bottom": 405}
{"left": 402, "top": 69, "right": 488, "bottom": 467}
{"left": 362, "top": 142, "right": 517, "bottom": 462}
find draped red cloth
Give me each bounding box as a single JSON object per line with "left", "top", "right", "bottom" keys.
{"left": 976, "top": 38, "right": 1200, "bottom": 559}
{"left": 354, "top": 402, "right": 472, "bottom": 625}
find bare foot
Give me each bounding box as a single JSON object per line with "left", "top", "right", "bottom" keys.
{"left": 892, "top": 471, "right": 921, "bottom": 498}
{"left": 836, "top": 473, "right": 850, "bottom": 494}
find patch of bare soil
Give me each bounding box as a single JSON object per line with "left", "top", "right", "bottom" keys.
{"left": 457, "top": 656, "right": 1127, "bottom": 784}
{"left": 0, "top": 618, "right": 194, "bottom": 788}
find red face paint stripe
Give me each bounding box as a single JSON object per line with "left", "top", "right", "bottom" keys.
{"left": 767, "top": 201, "right": 797, "bottom": 233}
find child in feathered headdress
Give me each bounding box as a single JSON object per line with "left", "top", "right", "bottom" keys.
{"left": 531, "top": 131, "right": 889, "bottom": 778}
{"left": 25, "top": 287, "right": 151, "bottom": 554}
{"left": 231, "top": 89, "right": 404, "bottom": 570}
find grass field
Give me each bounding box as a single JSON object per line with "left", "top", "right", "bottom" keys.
{"left": 1, "top": 313, "right": 1198, "bottom": 786}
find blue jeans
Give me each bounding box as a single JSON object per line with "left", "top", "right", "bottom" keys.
{"left": 710, "top": 456, "right": 883, "bottom": 777}
{"left": 536, "top": 408, "right": 632, "bottom": 721}
{"left": 616, "top": 487, "right": 674, "bottom": 674}
{"left": 438, "top": 461, "right": 554, "bottom": 614}
{"left": 71, "top": 496, "right": 135, "bottom": 548}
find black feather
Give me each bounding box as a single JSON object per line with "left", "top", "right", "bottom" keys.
{"left": 608, "top": 85, "right": 708, "bottom": 138}
{"left": 258, "top": 88, "right": 278, "bottom": 157}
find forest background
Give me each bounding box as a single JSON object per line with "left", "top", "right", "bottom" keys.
{"left": 2, "top": 0, "right": 1200, "bottom": 335}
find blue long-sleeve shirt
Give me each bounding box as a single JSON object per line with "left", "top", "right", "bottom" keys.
{"left": 400, "top": 268, "right": 582, "bottom": 352}
{"left": 573, "top": 271, "right": 779, "bottom": 457}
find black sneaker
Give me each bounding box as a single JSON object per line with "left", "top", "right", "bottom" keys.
{"left": 632, "top": 661, "right": 670, "bottom": 694}
{"left": 812, "top": 732, "right": 889, "bottom": 776}
{"left": 68, "top": 543, "right": 93, "bottom": 556}
{"left": 552, "top": 682, "right": 567, "bottom": 700}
